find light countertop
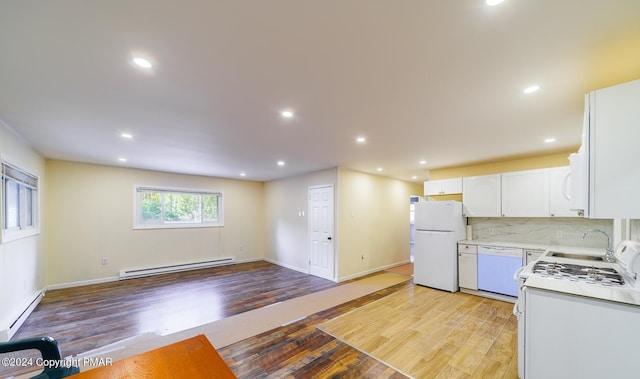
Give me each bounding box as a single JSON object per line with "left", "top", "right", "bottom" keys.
{"left": 458, "top": 239, "right": 608, "bottom": 255}
{"left": 524, "top": 275, "right": 640, "bottom": 306}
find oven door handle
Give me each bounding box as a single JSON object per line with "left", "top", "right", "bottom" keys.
{"left": 513, "top": 266, "right": 526, "bottom": 281}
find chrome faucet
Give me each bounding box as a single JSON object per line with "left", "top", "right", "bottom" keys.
{"left": 581, "top": 229, "right": 616, "bottom": 262}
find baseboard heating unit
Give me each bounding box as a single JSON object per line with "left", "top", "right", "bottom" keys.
{"left": 118, "top": 257, "right": 235, "bottom": 280}
{"left": 1, "top": 291, "right": 44, "bottom": 342}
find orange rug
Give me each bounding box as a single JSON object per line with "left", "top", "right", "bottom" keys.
{"left": 385, "top": 263, "right": 413, "bottom": 276}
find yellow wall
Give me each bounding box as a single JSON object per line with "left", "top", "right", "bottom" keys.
{"left": 337, "top": 168, "right": 422, "bottom": 280}
{"left": 45, "top": 160, "right": 265, "bottom": 286}
{"left": 264, "top": 167, "right": 422, "bottom": 281}
{"left": 263, "top": 168, "right": 338, "bottom": 273}
{"left": 424, "top": 150, "right": 577, "bottom": 202}
{"left": 428, "top": 149, "right": 577, "bottom": 179}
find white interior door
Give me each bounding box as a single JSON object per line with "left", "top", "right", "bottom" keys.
{"left": 308, "top": 185, "right": 334, "bottom": 280}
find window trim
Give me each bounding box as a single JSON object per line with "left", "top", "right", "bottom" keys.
{"left": 133, "top": 185, "right": 224, "bottom": 230}
{"left": 1, "top": 160, "right": 40, "bottom": 243}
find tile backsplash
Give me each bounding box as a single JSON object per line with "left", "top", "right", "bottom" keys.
{"left": 467, "top": 217, "right": 614, "bottom": 248}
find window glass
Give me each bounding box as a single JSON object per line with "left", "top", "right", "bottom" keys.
{"left": 164, "top": 193, "right": 200, "bottom": 223}
{"left": 141, "top": 192, "right": 162, "bottom": 223}
{"left": 202, "top": 194, "right": 218, "bottom": 222}
{"left": 2, "top": 162, "right": 39, "bottom": 241}
{"left": 135, "top": 187, "right": 222, "bottom": 229}
{"left": 5, "top": 180, "right": 19, "bottom": 229}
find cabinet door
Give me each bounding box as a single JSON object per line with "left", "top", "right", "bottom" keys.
{"left": 441, "top": 178, "right": 462, "bottom": 194}
{"left": 462, "top": 174, "right": 501, "bottom": 217}
{"left": 589, "top": 79, "right": 640, "bottom": 218}
{"left": 549, "top": 166, "right": 579, "bottom": 217}
{"left": 501, "top": 169, "right": 549, "bottom": 217}
{"left": 458, "top": 253, "right": 478, "bottom": 290}
{"left": 424, "top": 180, "right": 442, "bottom": 196}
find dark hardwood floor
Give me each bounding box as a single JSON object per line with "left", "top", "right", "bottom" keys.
{"left": 2, "top": 261, "right": 410, "bottom": 378}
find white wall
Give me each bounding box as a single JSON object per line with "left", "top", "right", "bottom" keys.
{"left": 263, "top": 168, "right": 338, "bottom": 273}
{"left": 337, "top": 168, "right": 422, "bottom": 280}
{"left": 0, "top": 122, "right": 46, "bottom": 338}
{"left": 45, "top": 160, "right": 265, "bottom": 286}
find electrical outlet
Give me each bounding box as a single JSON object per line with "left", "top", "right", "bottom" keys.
{"left": 361, "top": 255, "right": 365, "bottom": 260}
{"left": 101, "top": 257, "right": 109, "bottom": 265}
{"left": 556, "top": 229, "right": 563, "bottom": 239}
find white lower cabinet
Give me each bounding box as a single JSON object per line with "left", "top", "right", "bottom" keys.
{"left": 458, "top": 244, "right": 478, "bottom": 290}
{"left": 525, "top": 287, "right": 640, "bottom": 378}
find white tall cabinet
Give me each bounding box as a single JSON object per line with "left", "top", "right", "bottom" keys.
{"left": 587, "top": 79, "right": 640, "bottom": 219}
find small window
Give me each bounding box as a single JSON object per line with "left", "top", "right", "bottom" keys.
{"left": 2, "top": 161, "right": 39, "bottom": 241}
{"left": 134, "top": 186, "right": 223, "bottom": 229}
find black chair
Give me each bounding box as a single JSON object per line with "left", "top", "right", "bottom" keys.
{"left": 0, "top": 336, "right": 79, "bottom": 378}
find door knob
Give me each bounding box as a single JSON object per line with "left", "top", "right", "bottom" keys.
{"left": 327, "top": 237, "right": 332, "bottom": 240}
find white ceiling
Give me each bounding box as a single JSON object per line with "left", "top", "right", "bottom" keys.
{"left": 1, "top": 1, "right": 639, "bottom": 182}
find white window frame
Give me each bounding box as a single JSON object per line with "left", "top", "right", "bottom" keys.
{"left": 133, "top": 185, "right": 224, "bottom": 229}
{"left": 1, "top": 160, "right": 40, "bottom": 243}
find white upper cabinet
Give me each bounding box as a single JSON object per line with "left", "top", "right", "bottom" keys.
{"left": 549, "top": 166, "right": 580, "bottom": 217}
{"left": 501, "top": 169, "right": 550, "bottom": 217}
{"left": 462, "top": 174, "right": 501, "bottom": 217}
{"left": 424, "top": 178, "right": 462, "bottom": 196}
{"left": 587, "top": 79, "right": 640, "bottom": 219}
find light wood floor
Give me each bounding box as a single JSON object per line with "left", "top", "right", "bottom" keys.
{"left": 3, "top": 262, "right": 517, "bottom": 378}
{"left": 320, "top": 285, "right": 518, "bottom": 378}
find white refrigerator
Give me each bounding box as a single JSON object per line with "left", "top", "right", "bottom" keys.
{"left": 413, "top": 201, "right": 466, "bottom": 292}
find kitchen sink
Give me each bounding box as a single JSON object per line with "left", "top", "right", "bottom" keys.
{"left": 547, "top": 251, "right": 604, "bottom": 261}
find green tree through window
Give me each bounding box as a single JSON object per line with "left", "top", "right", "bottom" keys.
{"left": 137, "top": 187, "right": 222, "bottom": 228}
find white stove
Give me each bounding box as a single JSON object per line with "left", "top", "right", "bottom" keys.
{"left": 531, "top": 260, "right": 625, "bottom": 286}
{"left": 520, "top": 240, "right": 640, "bottom": 292}
{"left": 514, "top": 240, "right": 640, "bottom": 379}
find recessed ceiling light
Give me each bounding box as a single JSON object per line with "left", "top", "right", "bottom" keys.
{"left": 523, "top": 85, "right": 540, "bottom": 94}
{"left": 280, "top": 110, "right": 294, "bottom": 118}
{"left": 486, "top": 0, "right": 505, "bottom": 6}
{"left": 419, "top": 160, "right": 427, "bottom": 165}
{"left": 118, "top": 157, "right": 128, "bottom": 162}
{"left": 356, "top": 136, "right": 366, "bottom": 143}
{"left": 133, "top": 57, "right": 152, "bottom": 68}
{"left": 121, "top": 133, "right": 133, "bottom": 139}
{"left": 412, "top": 176, "right": 418, "bottom": 180}
{"left": 277, "top": 161, "right": 285, "bottom": 166}
{"left": 545, "top": 138, "right": 556, "bottom": 143}
{"left": 376, "top": 167, "right": 383, "bottom": 172}
{"left": 240, "top": 172, "right": 246, "bottom": 177}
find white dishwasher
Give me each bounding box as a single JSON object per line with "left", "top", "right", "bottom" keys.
{"left": 477, "top": 245, "right": 522, "bottom": 297}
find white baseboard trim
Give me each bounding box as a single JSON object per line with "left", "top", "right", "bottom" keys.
{"left": 338, "top": 260, "right": 411, "bottom": 282}
{"left": 46, "top": 257, "right": 264, "bottom": 291}
{"left": 47, "top": 276, "right": 120, "bottom": 291}
{"left": 0, "top": 290, "right": 44, "bottom": 342}
{"left": 263, "top": 258, "right": 309, "bottom": 275}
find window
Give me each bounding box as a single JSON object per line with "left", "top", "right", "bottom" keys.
{"left": 2, "top": 162, "right": 39, "bottom": 241}
{"left": 134, "top": 186, "right": 223, "bottom": 229}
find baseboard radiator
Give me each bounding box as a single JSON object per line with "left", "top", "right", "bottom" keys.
{"left": 1, "top": 291, "right": 44, "bottom": 342}
{"left": 118, "top": 257, "right": 235, "bottom": 280}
